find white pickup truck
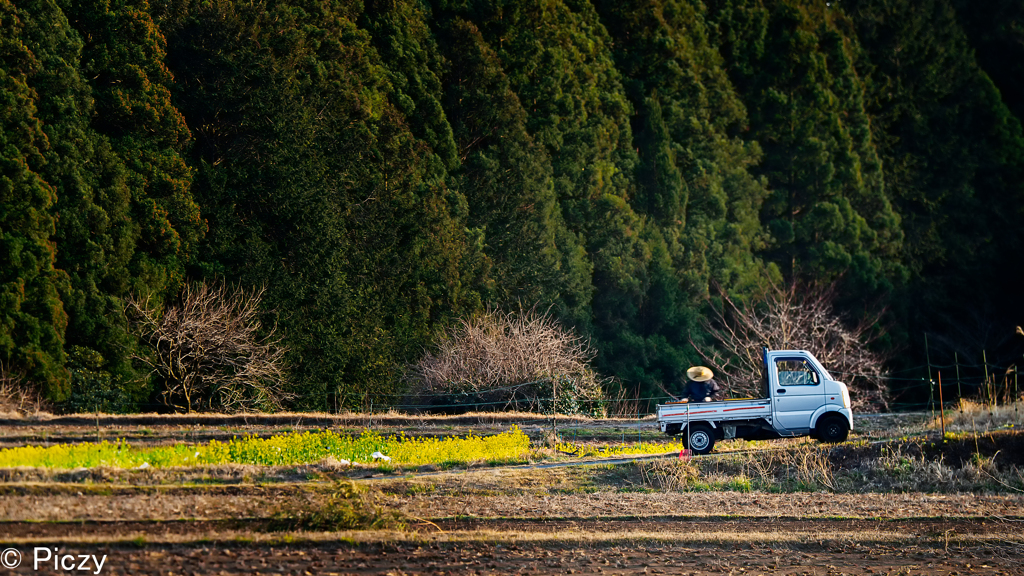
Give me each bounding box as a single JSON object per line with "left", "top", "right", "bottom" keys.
{"left": 656, "top": 349, "right": 853, "bottom": 454}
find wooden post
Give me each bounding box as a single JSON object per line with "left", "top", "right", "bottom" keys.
{"left": 552, "top": 377, "right": 557, "bottom": 439}
{"left": 925, "top": 333, "right": 934, "bottom": 417}
{"left": 937, "top": 371, "right": 946, "bottom": 440}
{"left": 955, "top": 352, "right": 963, "bottom": 412}
{"left": 983, "top": 350, "right": 992, "bottom": 413}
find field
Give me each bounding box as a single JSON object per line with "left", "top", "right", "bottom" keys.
{"left": 1, "top": 404, "right": 1023, "bottom": 575}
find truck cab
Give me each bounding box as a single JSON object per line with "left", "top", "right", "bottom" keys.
{"left": 656, "top": 349, "right": 853, "bottom": 454}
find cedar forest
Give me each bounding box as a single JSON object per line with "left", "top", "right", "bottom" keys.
{"left": 2, "top": 0, "right": 1023, "bottom": 413}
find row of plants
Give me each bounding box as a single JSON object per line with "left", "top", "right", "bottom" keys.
{"left": 0, "top": 427, "right": 531, "bottom": 470}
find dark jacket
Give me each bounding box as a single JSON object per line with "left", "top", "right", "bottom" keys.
{"left": 682, "top": 378, "right": 722, "bottom": 402}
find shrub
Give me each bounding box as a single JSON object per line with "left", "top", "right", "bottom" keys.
{"left": 271, "top": 480, "right": 403, "bottom": 531}
{"left": 126, "top": 282, "right": 290, "bottom": 413}
{"left": 0, "top": 363, "right": 49, "bottom": 417}
{"left": 407, "top": 306, "right": 605, "bottom": 415}
{"left": 697, "top": 282, "right": 890, "bottom": 411}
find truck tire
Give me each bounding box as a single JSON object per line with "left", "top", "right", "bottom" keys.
{"left": 815, "top": 414, "right": 849, "bottom": 443}
{"left": 683, "top": 423, "right": 716, "bottom": 455}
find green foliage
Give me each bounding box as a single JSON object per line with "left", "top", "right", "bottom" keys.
{"left": 0, "top": 0, "right": 70, "bottom": 396}
{"left": 707, "top": 0, "right": 904, "bottom": 292}
{"left": 438, "top": 17, "right": 589, "bottom": 315}
{"left": 846, "top": 0, "right": 1024, "bottom": 365}
{"left": 592, "top": 0, "right": 772, "bottom": 395}
{"left": 158, "top": 0, "right": 483, "bottom": 410}
{"left": 1, "top": 0, "right": 1021, "bottom": 408}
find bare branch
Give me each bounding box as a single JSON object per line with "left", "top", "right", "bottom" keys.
{"left": 407, "top": 305, "right": 606, "bottom": 414}
{"left": 126, "top": 282, "right": 292, "bottom": 413}
{"left": 695, "top": 281, "right": 891, "bottom": 411}
{"left": 0, "top": 362, "right": 51, "bottom": 417}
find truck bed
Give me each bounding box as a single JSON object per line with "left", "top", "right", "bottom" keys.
{"left": 657, "top": 397, "right": 772, "bottom": 423}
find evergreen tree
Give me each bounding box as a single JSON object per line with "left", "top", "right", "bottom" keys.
{"left": 0, "top": 0, "right": 70, "bottom": 397}
{"left": 3, "top": 0, "right": 1022, "bottom": 412}
{"left": 437, "top": 17, "right": 591, "bottom": 318}
{"left": 952, "top": 0, "right": 1024, "bottom": 122}
{"left": 12, "top": 0, "right": 144, "bottom": 404}
{"left": 55, "top": 0, "right": 203, "bottom": 409}
{"left": 446, "top": 0, "right": 685, "bottom": 392}
{"left": 158, "top": 0, "right": 481, "bottom": 409}
{"left": 706, "top": 0, "right": 904, "bottom": 296}
{"left": 846, "top": 0, "right": 1024, "bottom": 361}
{"left": 594, "top": 0, "right": 773, "bottom": 389}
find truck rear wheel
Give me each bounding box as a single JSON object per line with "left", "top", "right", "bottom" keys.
{"left": 816, "top": 414, "right": 849, "bottom": 443}
{"left": 683, "top": 423, "right": 716, "bottom": 455}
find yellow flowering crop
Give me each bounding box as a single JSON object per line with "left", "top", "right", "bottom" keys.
{"left": 0, "top": 426, "right": 532, "bottom": 470}
{"left": 557, "top": 440, "right": 687, "bottom": 458}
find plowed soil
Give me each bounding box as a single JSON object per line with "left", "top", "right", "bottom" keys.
{"left": 2, "top": 414, "right": 1023, "bottom": 575}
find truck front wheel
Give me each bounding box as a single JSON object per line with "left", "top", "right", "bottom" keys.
{"left": 683, "top": 423, "right": 716, "bottom": 455}
{"left": 816, "top": 414, "right": 849, "bottom": 443}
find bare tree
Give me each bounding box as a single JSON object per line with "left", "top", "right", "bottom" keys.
{"left": 407, "top": 306, "right": 605, "bottom": 414}
{"left": 0, "top": 362, "right": 50, "bottom": 417}
{"left": 126, "top": 282, "right": 291, "bottom": 413}
{"left": 694, "top": 282, "right": 890, "bottom": 411}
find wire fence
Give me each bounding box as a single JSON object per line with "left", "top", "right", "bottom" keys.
{"left": 48, "top": 347, "right": 1018, "bottom": 447}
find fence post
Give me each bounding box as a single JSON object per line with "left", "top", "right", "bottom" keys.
{"left": 982, "top": 350, "right": 992, "bottom": 413}
{"left": 1015, "top": 365, "right": 1019, "bottom": 423}
{"left": 924, "top": 332, "right": 934, "bottom": 417}
{"left": 551, "top": 378, "right": 557, "bottom": 441}
{"left": 937, "top": 371, "right": 946, "bottom": 440}
{"left": 955, "top": 352, "right": 963, "bottom": 413}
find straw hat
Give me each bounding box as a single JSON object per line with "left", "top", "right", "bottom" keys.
{"left": 686, "top": 366, "right": 714, "bottom": 382}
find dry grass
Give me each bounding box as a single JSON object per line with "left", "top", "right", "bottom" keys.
{"left": 628, "top": 435, "right": 1024, "bottom": 495}
{"left": 7, "top": 524, "right": 1020, "bottom": 548}
{"left": 270, "top": 479, "right": 404, "bottom": 531}
{"left": 0, "top": 409, "right": 633, "bottom": 426}
{"left": 943, "top": 400, "right": 1023, "bottom": 434}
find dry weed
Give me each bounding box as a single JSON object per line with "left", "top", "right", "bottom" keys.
{"left": 0, "top": 365, "right": 51, "bottom": 418}
{"left": 635, "top": 459, "right": 700, "bottom": 490}
{"left": 270, "top": 480, "right": 403, "bottom": 531}
{"left": 944, "top": 400, "right": 1023, "bottom": 434}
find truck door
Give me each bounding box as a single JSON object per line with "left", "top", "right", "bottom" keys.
{"left": 771, "top": 357, "right": 824, "bottom": 434}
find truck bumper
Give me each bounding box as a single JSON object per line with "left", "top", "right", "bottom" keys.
{"left": 839, "top": 408, "right": 854, "bottom": 431}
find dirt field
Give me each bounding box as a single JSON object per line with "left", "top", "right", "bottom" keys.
{"left": 1, "top": 413, "right": 1022, "bottom": 575}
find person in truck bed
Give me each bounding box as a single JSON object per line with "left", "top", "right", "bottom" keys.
{"left": 680, "top": 366, "right": 723, "bottom": 402}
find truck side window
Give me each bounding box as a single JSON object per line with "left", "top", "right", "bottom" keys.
{"left": 775, "top": 359, "right": 820, "bottom": 386}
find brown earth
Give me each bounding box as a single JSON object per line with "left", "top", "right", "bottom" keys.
{"left": 1, "top": 414, "right": 1022, "bottom": 575}
{"left": 2, "top": 522, "right": 1022, "bottom": 575}
{"left": 2, "top": 480, "right": 1022, "bottom": 574}
{"left": 2, "top": 477, "right": 1023, "bottom": 522}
